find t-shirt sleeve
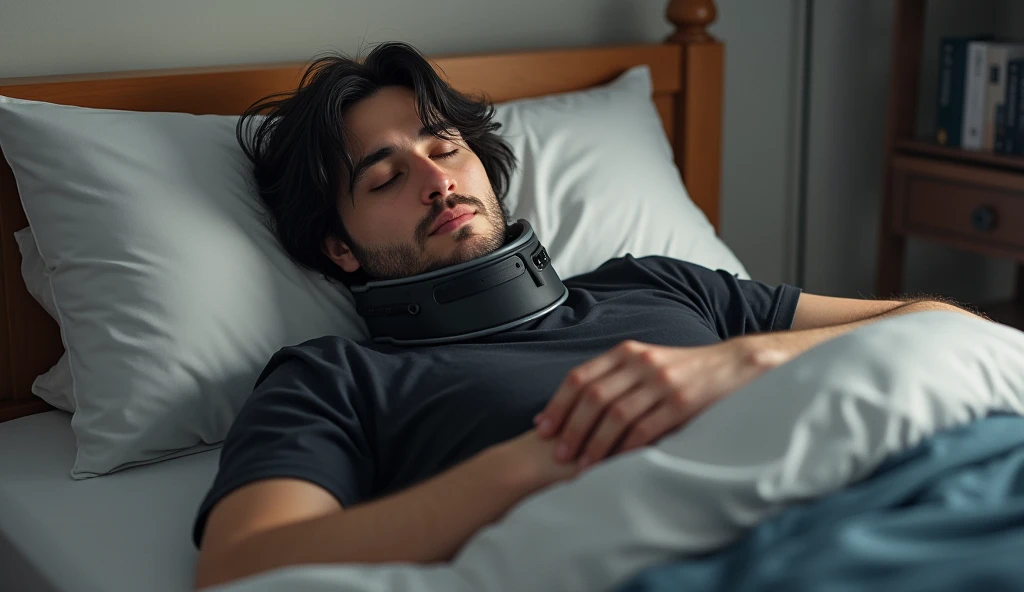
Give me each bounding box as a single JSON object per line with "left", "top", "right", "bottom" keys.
{"left": 191, "top": 340, "right": 375, "bottom": 549}
{"left": 636, "top": 256, "right": 802, "bottom": 340}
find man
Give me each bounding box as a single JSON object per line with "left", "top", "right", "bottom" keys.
{"left": 193, "top": 42, "right": 975, "bottom": 589}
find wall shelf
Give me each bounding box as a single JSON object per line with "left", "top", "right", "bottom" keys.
{"left": 895, "top": 139, "right": 1024, "bottom": 173}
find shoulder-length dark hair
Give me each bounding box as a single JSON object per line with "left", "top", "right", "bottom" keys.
{"left": 237, "top": 42, "right": 516, "bottom": 286}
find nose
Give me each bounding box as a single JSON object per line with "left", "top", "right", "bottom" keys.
{"left": 418, "top": 157, "right": 456, "bottom": 205}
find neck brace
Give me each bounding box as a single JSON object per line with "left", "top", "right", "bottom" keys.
{"left": 351, "top": 219, "right": 568, "bottom": 346}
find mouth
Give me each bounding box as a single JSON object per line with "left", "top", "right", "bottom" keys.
{"left": 429, "top": 207, "right": 477, "bottom": 236}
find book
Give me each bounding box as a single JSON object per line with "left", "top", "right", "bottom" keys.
{"left": 936, "top": 37, "right": 982, "bottom": 147}
{"left": 962, "top": 41, "right": 990, "bottom": 150}
{"left": 983, "top": 43, "right": 1024, "bottom": 150}
{"left": 995, "top": 104, "right": 1006, "bottom": 152}
{"left": 999, "top": 59, "right": 1023, "bottom": 154}
{"left": 1014, "top": 58, "right": 1024, "bottom": 155}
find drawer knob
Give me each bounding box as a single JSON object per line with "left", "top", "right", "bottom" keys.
{"left": 970, "top": 206, "right": 998, "bottom": 232}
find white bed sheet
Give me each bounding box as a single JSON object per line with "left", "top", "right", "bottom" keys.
{"left": 0, "top": 411, "right": 219, "bottom": 592}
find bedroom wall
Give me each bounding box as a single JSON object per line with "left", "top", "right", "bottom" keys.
{"left": 0, "top": 0, "right": 801, "bottom": 286}
{"left": 999, "top": 0, "right": 1024, "bottom": 31}
{"left": 802, "top": 0, "right": 1017, "bottom": 304}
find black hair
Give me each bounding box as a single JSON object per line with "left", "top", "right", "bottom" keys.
{"left": 236, "top": 42, "right": 517, "bottom": 286}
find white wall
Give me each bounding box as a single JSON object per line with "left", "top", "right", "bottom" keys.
{"left": 0, "top": 0, "right": 802, "bottom": 286}
{"left": 802, "top": 0, "right": 1017, "bottom": 303}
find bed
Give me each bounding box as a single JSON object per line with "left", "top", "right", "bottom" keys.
{"left": 0, "top": 2, "right": 728, "bottom": 591}
{"left": 4, "top": 2, "right": 1024, "bottom": 592}
{"left": 0, "top": 6, "right": 724, "bottom": 425}
{"left": 0, "top": 411, "right": 220, "bottom": 592}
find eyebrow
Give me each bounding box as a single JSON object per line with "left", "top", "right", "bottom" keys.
{"left": 350, "top": 124, "right": 451, "bottom": 190}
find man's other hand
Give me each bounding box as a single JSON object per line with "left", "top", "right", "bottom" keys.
{"left": 491, "top": 428, "right": 584, "bottom": 493}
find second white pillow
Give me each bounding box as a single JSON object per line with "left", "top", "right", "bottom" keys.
{"left": 494, "top": 65, "right": 749, "bottom": 280}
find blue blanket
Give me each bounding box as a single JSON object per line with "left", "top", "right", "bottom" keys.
{"left": 616, "top": 415, "right": 1024, "bottom": 592}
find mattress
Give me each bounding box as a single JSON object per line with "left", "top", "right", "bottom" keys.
{"left": 0, "top": 411, "right": 220, "bottom": 592}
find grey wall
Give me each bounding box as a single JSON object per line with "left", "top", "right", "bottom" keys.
{"left": 0, "top": 0, "right": 801, "bottom": 286}
{"left": 1001, "top": 0, "right": 1024, "bottom": 31}
{"left": 803, "top": 0, "right": 1018, "bottom": 303}
{"left": 0, "top": 0, "right": 672, "bottom": 77}
{"left": 5, "top": 0, "right": 1019, "bottom": 300}
{"left": 712, "top": 0, "right": 802, "bottom": 286}
{"left": 802, "top": 0, "right": 893, "bottom": 299}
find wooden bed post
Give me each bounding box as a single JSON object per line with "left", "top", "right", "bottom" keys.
{"left": 666, "top": 0, "right": 724, "bottom": 232}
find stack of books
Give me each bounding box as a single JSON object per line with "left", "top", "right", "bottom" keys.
{"left": 935, "top": 37, "right": 1024, "bottom": 155}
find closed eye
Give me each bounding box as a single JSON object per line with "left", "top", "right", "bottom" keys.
{"left": 434, "top": 148, "right": 460, "bottom": 160}
{"left": 370, "top": 174, "right": 400, "bottom": 193}
{"left": 369, "top": 149, "right": 461, "bottom": 193}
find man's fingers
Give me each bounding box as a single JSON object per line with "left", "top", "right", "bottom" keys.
{"left": 537, "top": 340, "right": 644, "bottom": 437}
{"left": 578, "top": 386, "right": 664, "bottom": 466}
{"left": 617, "top": 398, "right": 690, "bottom": 453}
{"left": 554, "top": 369, "right": 644, "bottom": 461}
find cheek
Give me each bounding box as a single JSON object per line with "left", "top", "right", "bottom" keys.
{"left": 341, "top": 200, "right": 418, "bottom": 244}
{"left": 461, "top": 154, "right": 493, "bottom": 195}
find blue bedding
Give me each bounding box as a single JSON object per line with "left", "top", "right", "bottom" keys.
{"left": 617, "top": 415, "right": 1024, "bottom": 592}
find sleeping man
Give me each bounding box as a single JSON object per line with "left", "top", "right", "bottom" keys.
{"left": 192, "top": 42, "right": 977, "bottom": 589}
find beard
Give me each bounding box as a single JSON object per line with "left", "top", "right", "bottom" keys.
{"left": 346, "top": 192, "right": 508, "bottom": 280}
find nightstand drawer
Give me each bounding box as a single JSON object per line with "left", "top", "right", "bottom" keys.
{"left": 891, "top": 156, "right": 1024, "bottom": 252}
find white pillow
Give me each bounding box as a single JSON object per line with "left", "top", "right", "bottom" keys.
{"left": 4, "top": 65, "right": 745, "bottom": 477}
{"left": 13, "top": 227, "right": 55, "bottom": 317}
{"left": 0, "top": 98, "right": 368, "bottom": 478}
{"left": 495, "top": 66, "right": 749, "bottom": 280}
{"left": 13, "top": 227, "right": 72, "bottom": 412}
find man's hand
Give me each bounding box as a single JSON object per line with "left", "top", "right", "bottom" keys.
{"left": 196, "top": 428, "right": 582, "bottom": 589}
{"left": 534, "top": 339, "right": 790, "bottom": 468}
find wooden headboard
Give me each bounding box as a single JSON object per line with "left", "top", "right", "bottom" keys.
{"left": 0, "top": 0, "right": 724, "bottom": 422}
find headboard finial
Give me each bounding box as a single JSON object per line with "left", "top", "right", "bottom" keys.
{"left": 665, "top": 0, "right": 718, "bottom": 44}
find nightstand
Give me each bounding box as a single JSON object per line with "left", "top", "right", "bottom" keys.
{"left": 876, "top": 0, "right": 1024, "bottom": 328}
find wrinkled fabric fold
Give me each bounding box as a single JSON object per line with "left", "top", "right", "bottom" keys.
{"left": 619, "top": 414, "right": 1024, "bottom": 592}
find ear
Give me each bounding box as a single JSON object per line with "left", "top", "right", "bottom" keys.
{"left": 324, "top": 236, "right": 361, "bottom": 274}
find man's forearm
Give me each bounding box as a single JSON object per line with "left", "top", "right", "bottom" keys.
{"left": 741, "top": 299, "right": 981, "bottom": 364}
{"left": 198, "top": 446, "right": 534, "bottom": 589}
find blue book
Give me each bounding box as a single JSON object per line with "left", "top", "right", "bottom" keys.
{"left": 936, "top": 36, "right": 990, "bottom": 147}
{"left": 1013, "top": 58, "right": 1024, "bottom": 155}
{"left": 1001, "top": 59, "right": 1023, "bottom": 154}
{"left": 995, "top": 104, "right": 1006, "bottom": 152}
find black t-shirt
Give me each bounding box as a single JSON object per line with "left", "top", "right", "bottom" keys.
{"left": 192, "top": 255, "right": 801, "bottom": 547}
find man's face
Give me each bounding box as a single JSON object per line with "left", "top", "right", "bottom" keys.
{"left": 324, "top": 86, "right": 507, "bottom": 280}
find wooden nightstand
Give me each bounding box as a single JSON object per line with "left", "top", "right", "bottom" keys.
{"left": 876, "top": 0, "right": 1024, "bottom": 328}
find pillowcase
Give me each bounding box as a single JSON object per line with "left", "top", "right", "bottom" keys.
{"left": 0, "top": 98, "right": 368, "bottom": 478}
{"left": 3, "top": 64, "right": 746, "bottom": 477}
{"left": 13, "top": 227, "right": 55, "bottom": 317}
{"left": 493, "top": 66, "right": 749, "bottom": 280}
{"left": 13, "top": 227, "right": 72, "bottom": 412}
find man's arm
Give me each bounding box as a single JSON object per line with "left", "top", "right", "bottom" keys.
{"left": 770, "top": 293, "right": 984, "bottom": 356}
{"left": 533, "top": 293, "right": 985, "bottom": 467}
{"left": 194, "top": 429, "right": 577, "bottom": 590}
{"left": 790, "top": 292, "right": 983, "bottom": 332}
